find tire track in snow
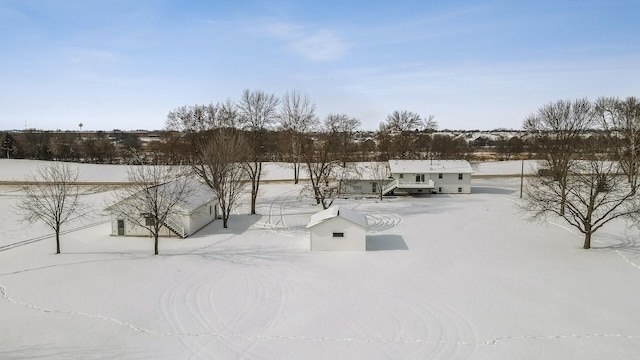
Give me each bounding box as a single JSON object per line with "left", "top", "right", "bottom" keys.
{"left": 160, "top": 268, "right": 269, "bottom": 358}
{"left": 2, "top": 282, "right": 638, "bottom": 349}
{"left": 185, "top": 274, "right": 235, "bottom": 359}
{"left": 236, "top": 269, "right": 295, "bottom": 359}
{"left": 159, "top": 270, "right": 200, "bottom": 355}
{"left": 207, "top": 270, "right": 257, "bottom": 356}
{"left": 615, "top": 250, "right": 640, "bottom": 271}
{"left": 236, "top": 268, "right": 478, "bottom": 359}
{"left": 258, "top": 188, "right": 311, "bottom": 239}
{"left": 264, "top": 191, "right": 292, "bottom": 230}
{"left": 365, "top": 212, "right": 402, "bottom": 232}
{"left": 159, "top": 268, "right": 236, "bottom": 357}
{"left": 339, "top": 282, "right": 477, "bottom": 359}
{"left": 275, "top": 193, "right": 288, "bottom": 228}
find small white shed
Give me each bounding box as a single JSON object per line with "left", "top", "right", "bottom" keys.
{"left": 306, "top": 206, "right": 368, "bottom": 251}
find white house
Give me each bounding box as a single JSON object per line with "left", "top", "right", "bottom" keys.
{"left": 385, "top": 160, "right": 473, "bottom": 195}
{"left": 106, "top": 178, "right": 218, "bottom": 238}
{"left": 307, "top": 206, "right": 369, "bottom": 251}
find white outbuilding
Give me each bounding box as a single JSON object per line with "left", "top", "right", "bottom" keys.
{"left": 306, "top": 206, "right": 369, "bottom": 251}
{"left": 105, "top": 178, "right": 218, "bottom": 238}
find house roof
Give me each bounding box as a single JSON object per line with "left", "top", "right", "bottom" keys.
{"left": 306, "top": 205, "right": 369, "bottom": 229}
{"left": 105, "top": 177, "right": 217, "bottom": 213}
{"left": 176, "top": 177, "right": 218, "bottom": 211}
{"left": 335, "top": 162, "right": 390, "bottom": 181}
{"left": 388, "top": 160, "right": 473, "bottom": 174}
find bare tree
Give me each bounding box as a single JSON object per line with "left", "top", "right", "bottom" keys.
{"left": 379, "top": 110, "right": 429, "bottom": 159}
{"left": 524, "top": 98, "right": 596, "bottom": 215}
{"left": 237, "top": 89, "right": 280, "bottom": 215}
{"left": 522, "top": 157, "right": 640, "bottom": 249}
{"left": 217, "top": 98, "right": 240, "bottom": 128}
{"left": 280, "top": 90, "right": 317, "bottom": 184}
{"left": 431, "top": 134, "right": 469, "bottom": 160}
{"left": 422, "top": 115, "right": 438, "bottom": 133}
{"left": 165, "top": 103, "right": 219, "bottom": 133}
{"left": 15, "top": 163, "right": 85, "bottom": 254}
{"left": 325, "top": 113, "right": 361, "bottom": 166}
{"left": 299, "top": 114, "right": 349, "bottom": 209}
{"left": 192, "top": 128, "right": 249, "bottom": 228}
{"left": 496, "top": 137, "right": 525, "bottom": 161}
{"left": 108, "top": 162, "right": 194, "bottom": 255}
{"left": 165, "top": 101, "right": 246, "bottom": 161}
{"left": 382, "top": 110, "right": 423, "bottom": 132}
{"left": 596, "top": 96, "right": 640, "bottom": 189}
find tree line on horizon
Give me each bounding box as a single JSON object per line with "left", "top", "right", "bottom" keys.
{"left": 1, "top": 89, "right": 570, "bottom": 165}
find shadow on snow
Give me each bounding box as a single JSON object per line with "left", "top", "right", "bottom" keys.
{"left": 366, "top": 234, "right": 408, "bottom": 251}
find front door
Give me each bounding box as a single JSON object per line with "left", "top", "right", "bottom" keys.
{"left": 117, "top": 220, "right": 125, "bottom": 235}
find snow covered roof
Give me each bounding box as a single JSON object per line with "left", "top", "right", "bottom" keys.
{"left": 334, "top": 162, "right": 390, "bottom": 181}
{"left": 175, "top": 178, "right": 217, "bottom": 212}
{"left": 105, "top": 177, "right": 217, "bottom": 213}
{"left": 306, "top": 206, "right": 369, "bottom": 229}
{"left": 388, "top": 160, "right": 473, "bottom": 174}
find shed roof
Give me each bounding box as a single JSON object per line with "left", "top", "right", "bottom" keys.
{"left": 306, "top": 206, "right": 369, "bottom": 229}
{"left": 176, "top": 177, "right": 217, "bottom": 211}
{"left": 105, "top": 177, "right": 216, "bottom": 213}
{"left": 388, "top": 160, "right": 473, "bottom": 174}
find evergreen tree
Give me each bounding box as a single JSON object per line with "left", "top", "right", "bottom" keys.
{"left": 1, "top": 133, "right": 14, "bottom": 158}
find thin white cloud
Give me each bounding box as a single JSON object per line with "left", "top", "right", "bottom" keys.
{"left": 65, "top": 47, "right": 121, "bottom": 65}
{"left": 264, "top": 21, "right": 304, "bottom": 39}
{"left": 264, "top": 20, "right": 350, "bottom": 62}
{"left": 289, "top": 29, "right": 349, "bottom": 61}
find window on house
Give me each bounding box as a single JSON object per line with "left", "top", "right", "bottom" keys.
{"left": 333, "top": 232, "right": 345, "bottom": 238}
{"left": 372, "top": 183, "right": 377, "bottom": 193}
{"left": 458, "top": 187, "right": 463, "bottom": 193}
{"left": 438, "top": 187, "right": 442, "bottom": 193}
{"left": 438, "top": 173, "right": 443, "bottom": 179}
{"left": 421, "top": 174, "right": 425, "bottom": 182}
{"left": 145, "top": 216, "right": 155, "bottom": 226}
{"left": 458, "top": 173, "right": 463, "bottom": 180}
{"left": 209, "top": 205, "right": 212, "bottom": 215}
{"left": 399, "top": 174, "right": 403, "bottom": 179}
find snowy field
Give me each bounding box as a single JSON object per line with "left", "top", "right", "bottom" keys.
{"left": 1, "top": 160, "right": 639, "bottom": 359}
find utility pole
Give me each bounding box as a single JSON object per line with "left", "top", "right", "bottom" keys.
{"left": 520, "top": 158, "right": 524, "bottom": 198}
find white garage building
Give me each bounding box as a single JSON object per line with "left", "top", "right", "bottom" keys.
{"left": 307, "top": 206, "right": 369, "bottom": 251}
{"left": 105, "top": 178, "right": 218, "bottom": 238}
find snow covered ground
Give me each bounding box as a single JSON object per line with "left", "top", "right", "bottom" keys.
{"left": 1, "top": 160, "right": 639, "bottom": 359}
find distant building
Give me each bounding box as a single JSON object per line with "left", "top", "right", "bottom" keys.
{"left": 339, "top": 160, "right": 473, "bottom": 196}
{"left": 307, "top": 206, "right": 368, "bottom": 251}
{"left": 385, "top": 160, "right": 473, "bottom": 195}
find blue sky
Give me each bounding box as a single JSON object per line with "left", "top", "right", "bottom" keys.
{"left": 1, "top": 0, "right": 638, "bottom": 131}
